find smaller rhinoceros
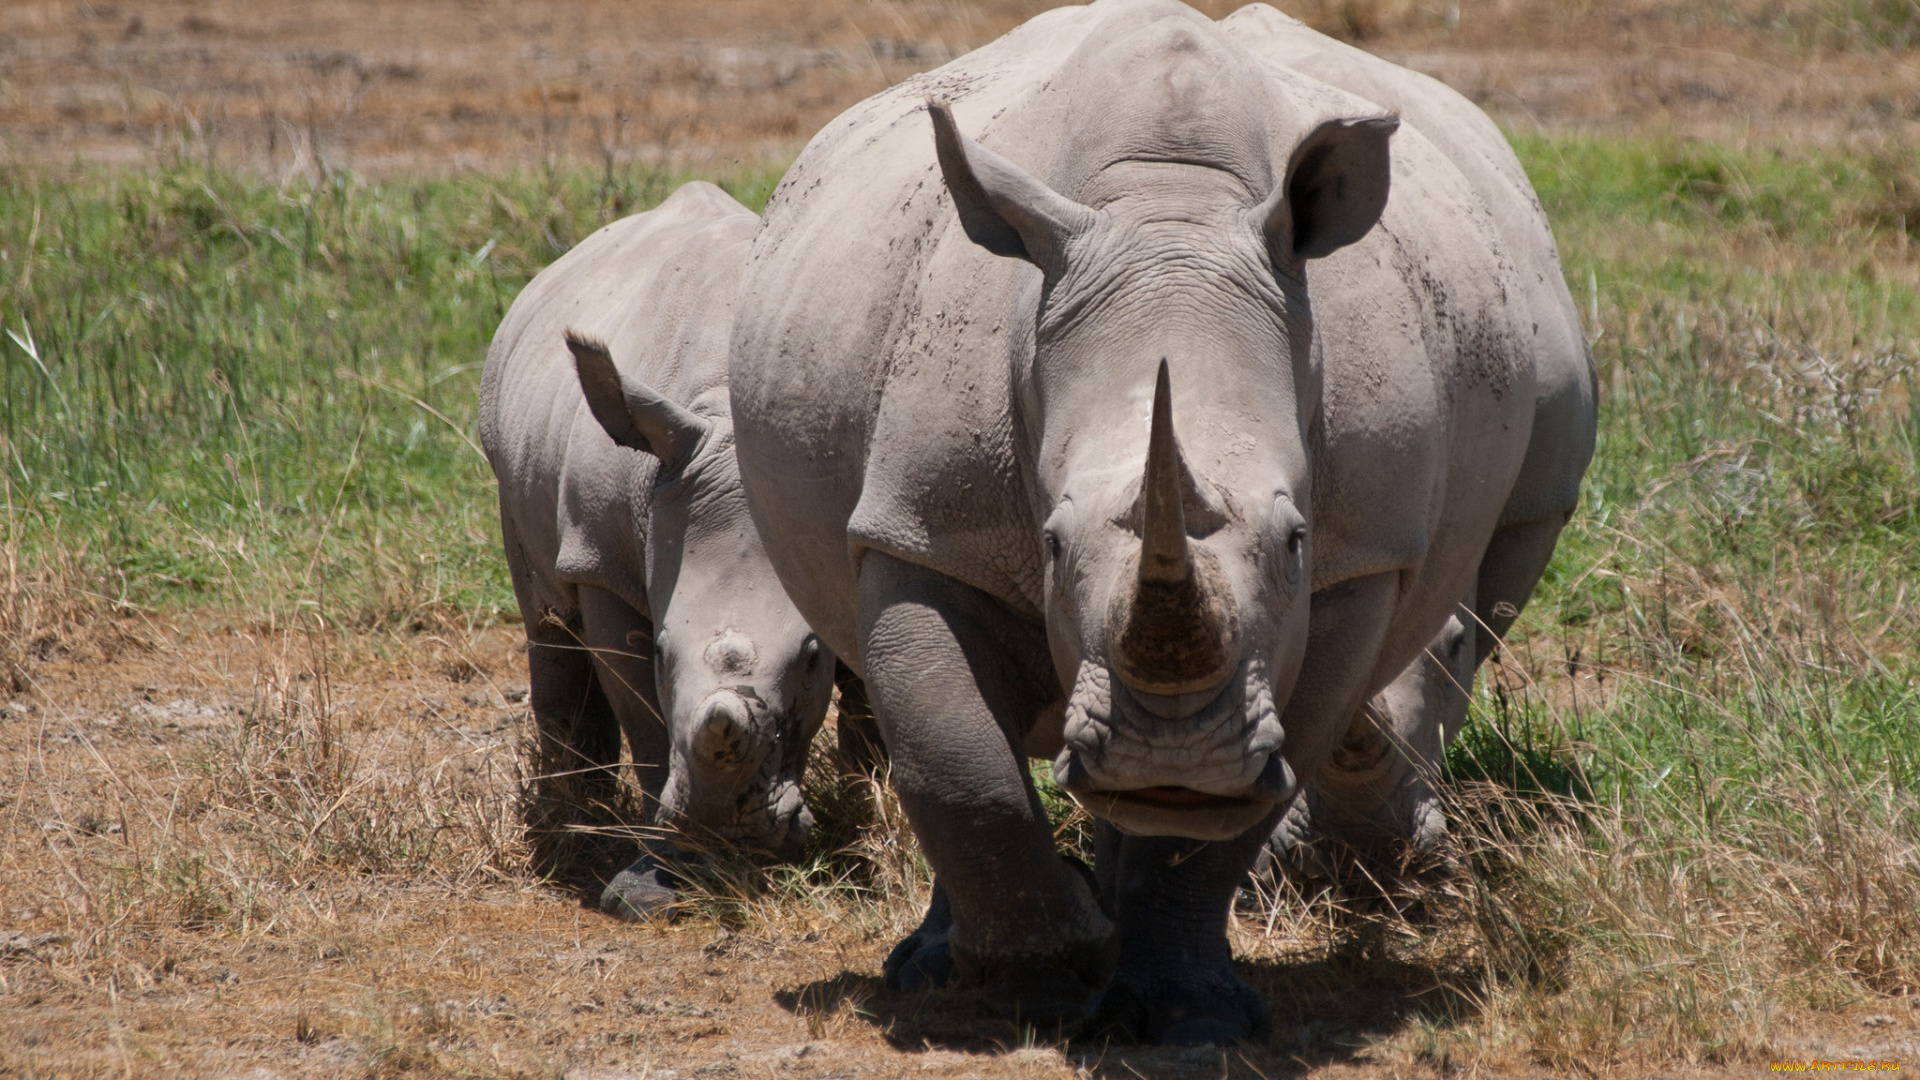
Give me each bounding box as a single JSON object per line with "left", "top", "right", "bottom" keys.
{"left": 478, "top": 182, "right": 836, "bottom": 919}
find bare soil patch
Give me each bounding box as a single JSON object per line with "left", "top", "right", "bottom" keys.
{"left": 2, "top": 620, "right": 1915, "bottom": 1078}
{"left": 5, "top": 0, "right": 1920, "bottom": 180}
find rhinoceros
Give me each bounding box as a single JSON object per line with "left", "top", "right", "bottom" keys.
{"left": 479, "top": 182, "right": 836, "bottom": 920}
{"left": 728, "top": 0, "right": 1591, "bottom": 1043}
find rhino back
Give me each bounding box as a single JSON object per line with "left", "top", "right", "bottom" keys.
{"left": 481, "top": 182, "right": 758, "bottom": 618}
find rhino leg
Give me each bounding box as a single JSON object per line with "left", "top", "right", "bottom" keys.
{"left": 1264, "top": 506, "right": 1575, "bottom": 879}
{"left": 577, "top": 585, "right": 682, "bottom": 922}
{"left": 1471, "top": 513, "right": 1570, "bottom": 669}
{"left": 832, "top": 661, "right": 888, "bottom": 776}
{"left": 1267, "top": 605, "right": 1471, "bottom": 877}
{"left": 885, "top": 857, "right": 1101, "bottom": 991}
{"left": 1090, "top": 817, "right": 1277, "bottom": 1046}
{"left": 520, "top": 605, "right": 626, "bottom": 881}
{"left": 883, "top": 879, "right": 954, "bottom": 990}
{"left": 858, "top": 552, "right": 1118, "bottom": 1025}
{"left": 577, "top": 586, "right": 667, "bottom": 808}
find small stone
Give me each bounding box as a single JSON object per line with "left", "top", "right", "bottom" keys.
{"left": 1862, "top": 1014, "right": 1896, "bottom": 1028}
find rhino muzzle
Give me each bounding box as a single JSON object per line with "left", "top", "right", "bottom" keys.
{"left": 1052, "top": 362, "right": 1296, "bottom": 840}
{"left": 1054, "top": 657, "right": 1294, "bottom": 840}
{"left": 661, "top": 687, "right": 814, "bottom": 856}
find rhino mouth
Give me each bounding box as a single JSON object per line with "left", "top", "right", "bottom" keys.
{"left": 1115, "top": 785, "right": 1255, "bottom": 808}
{"left": 659, "top": 698, "right": 817, "bottom": 857}
{"left": 1075, "top": 788, "right": 1281, "bottom": 842}
{"left": 1054, "top": 656, "right": 1295, "bottom": 840}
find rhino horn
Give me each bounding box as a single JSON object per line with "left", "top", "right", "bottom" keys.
{"left": 1114, "top": 361, "right": 1235, "bottom": 696}
{"left": 1139, "top": 359, "right": 1190, "bottom": 586}
{"left": 567, "top": 329, "right": 711, "bottom": 473}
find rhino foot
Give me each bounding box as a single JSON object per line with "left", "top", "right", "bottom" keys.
{"left": 950, "top": 936, "right": 1114, "bottom": 1029}
{"left": 598, "top": 849, "right": 688, "bottom": 922}
{"left": 884, "top": 879, "right": 955, "bottom": 990}
{"left": 1089, "top": 961, "right": 1269, "bottom": 1046}
{"left": 882, "top": 928, "right": 955, "bottom": 990}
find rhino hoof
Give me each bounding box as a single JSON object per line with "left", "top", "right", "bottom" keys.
{"left": 1158, "top": 1016, "right": 1248, "bottom": 1047}
{"left": 951, "top": 936, "right": 1115, "bottom": 1029}
{"left": 883, "top": 935, "right": 955, "bottom": 990}
{"left": 980, "top": 970, "right": 1100, "bottom": 1029}
{"left": 1091, "top": 965, "right": 1269, "bottom": 1046}
{"left": 599, "top": 858, "right": 681, "bottom": 922}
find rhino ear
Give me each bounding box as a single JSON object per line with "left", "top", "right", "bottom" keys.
{"left": 566, "top": 330, "right": 711, "bottom": 473}
{"left": 1256, "top": 115, "right": 1399, "bottom": 262}
{"left": 927, "top": 98, "right": 1097, "bottom": 273}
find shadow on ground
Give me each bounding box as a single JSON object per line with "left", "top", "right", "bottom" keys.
{"left": 776, "top": 939, "right": 1480, "bottom": 1079}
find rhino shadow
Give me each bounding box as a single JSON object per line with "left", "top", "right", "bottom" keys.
{"left": 774, "top": 938, "right": 1484, "bottom": 1077}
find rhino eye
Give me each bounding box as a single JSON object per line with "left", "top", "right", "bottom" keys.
{"left": 802, "top": 636, "right": 822, "bottom": 671}
{"left": 1287, "top": 526, "right": 1306, "bottom": 558}
{"left": 1044, "top": 531, "right": 1063, "bottom": 560}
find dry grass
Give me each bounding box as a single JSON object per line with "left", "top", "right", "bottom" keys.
{"left": 2, "top": 540, "right": 1917, "bottom": 1076}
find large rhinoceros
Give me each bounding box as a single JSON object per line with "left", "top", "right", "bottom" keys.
{"left": 479, "top": 182, "right": 836, "bottom": 920}
{"left": 729, "top": 0, "right": 1590, "bottom": 1043}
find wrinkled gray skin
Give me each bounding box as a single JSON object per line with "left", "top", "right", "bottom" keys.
{"left": 479, "top": 182, "right": 835, "bottom": 919}
{"left": 730, "top": 0, "right": 1590, "bottom": 1044}
{"left": 1244, "top": 8, "right": 1596, "bottom": 872}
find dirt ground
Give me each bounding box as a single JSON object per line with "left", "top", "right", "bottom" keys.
{"left": 4, "top": 0, "right": 1920, "bottom": 179}
{"left": 4, "top": 619, "right": 1917, "bottom": 1079}
{"left": 3, "top": 614, "right": 1920, "bottom": 1076}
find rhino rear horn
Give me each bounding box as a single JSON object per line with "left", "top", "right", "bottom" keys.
{"left": 567, "top": 330, "right": 711, "bottom": 473}
{"left": 927, "top": 97, "right": 1096, "bottom": 273}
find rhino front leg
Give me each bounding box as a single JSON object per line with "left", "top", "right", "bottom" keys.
{"left": 1091, "top": 815, "right": 1279, "bottom": 1046}
{"left": 832, "top": 661, "right": 888, "bottom": 776}
{"left": 858, "top": 552, "right": 1118, "bottom": 1024}
{"left": 1266, "top": 603, "right": 1472, "bottom": 877}
{"left": 577, "top": 585, "right": 682, "bottom": 922}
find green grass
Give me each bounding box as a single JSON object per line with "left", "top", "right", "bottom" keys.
{"left": 0, "top": 160, "right": 783, "bottom": 632}
{"left": 1412, "top": 135, "right": 1920, "bottom": 1064}
{"left": 1492, "top": 133, "right": 1920, "bottom": 804}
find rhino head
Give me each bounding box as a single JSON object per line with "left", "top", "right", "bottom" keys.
{"left": 568, "top": 332, "right": 834, "bottom": 856}
{"left": 928, "top": 93, "right": 1395, "bottom": 841}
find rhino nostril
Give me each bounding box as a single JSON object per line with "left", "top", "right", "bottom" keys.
{"left": 692, "top": 694, "right": 752, "bottom": 769}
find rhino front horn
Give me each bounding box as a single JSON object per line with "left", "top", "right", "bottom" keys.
{"left": 1113, "top": 360, "right": 1236, "bottom": 697}
{"left": 1139, "top": 359, "right": 1190, "bottom": 586}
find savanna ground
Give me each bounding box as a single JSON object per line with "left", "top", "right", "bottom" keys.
{"left": 3, "top": 1, "right": 1920, "bottom": 1076}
